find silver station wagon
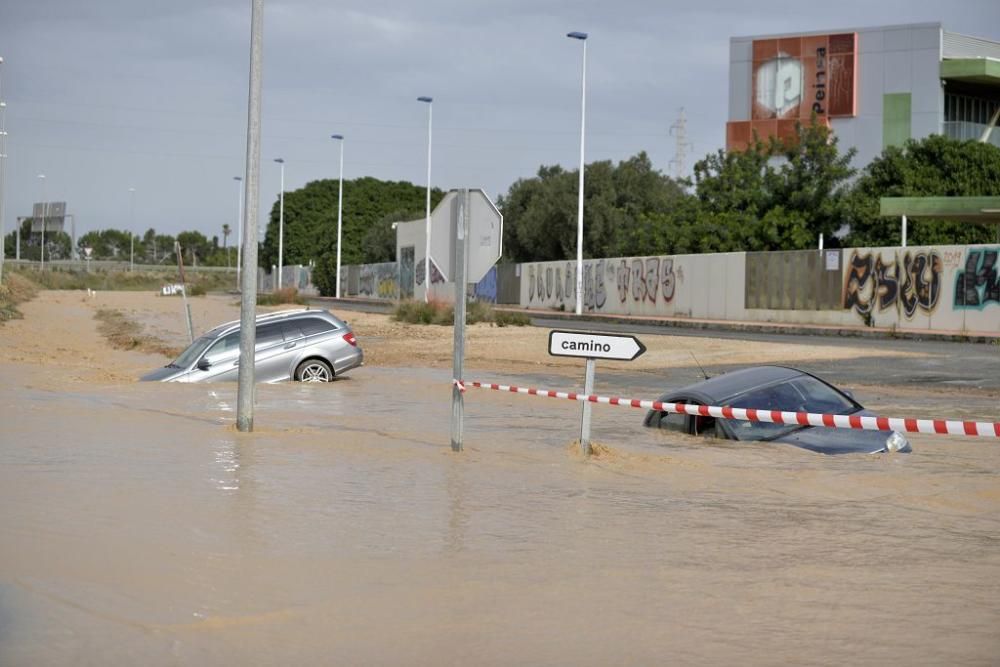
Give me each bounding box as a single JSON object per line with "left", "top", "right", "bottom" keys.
{"left": 141, "top": 309, "right": 363, "bottom": 383}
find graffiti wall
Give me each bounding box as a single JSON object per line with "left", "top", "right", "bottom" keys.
{"left": 841, "top": 245, "right": 999, "bottom": 332}
{"left": 358, "top": 262, "right": 399, "bottom": 300}
{"left": 519, "top": 253, "right": 744, "bottom": 320}
{"left": 517, "top": 246, "right": 999, "bottom": 335}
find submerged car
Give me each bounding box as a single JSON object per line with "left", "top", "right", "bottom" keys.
{"left": 643, "top": 365, "right": 911, "bottom": 455}
{"left": 141, "top": 308, "right": 363, "bottom": 383}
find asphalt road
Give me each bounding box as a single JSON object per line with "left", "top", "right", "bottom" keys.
{"left": 314, "top": 298, "right": 1000, "bottom": 393}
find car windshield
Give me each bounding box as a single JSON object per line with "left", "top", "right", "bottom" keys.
{"left": 722, "top": 374, "right": 858, "bottom": 441}
{"left": 170, "top": 336, "right": 215, "bottom": 369}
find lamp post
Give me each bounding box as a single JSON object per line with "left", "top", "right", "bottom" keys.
{"left": 567, "top": 31, "right": 588, "bottom": 315}
{"left": 0, "top": 56, "right": 7, "bottom": 283}
{"left": 234, "top": 175, "right": 243, "bottom": 289}
{"left": 274, "top": 158, "right": 285, "bottom": 290}
{"left": 331, "top": 134, "right": 345, "bottom": 298}
{"left": 128, "top": 187, "right": 136, "bottom": 272}
{"left": 37, "top": 174, "right": 46, "bottom": 271}
{"left": 417, "top": 96, "right": 433, "bottom": 302}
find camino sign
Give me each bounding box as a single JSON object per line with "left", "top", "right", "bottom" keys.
{"left": 548, "top": 330, "right": 646, "bottom": 361}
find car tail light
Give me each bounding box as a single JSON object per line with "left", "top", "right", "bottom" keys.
{"left": 343, "top": 332, "right": 357, "bottom": 347}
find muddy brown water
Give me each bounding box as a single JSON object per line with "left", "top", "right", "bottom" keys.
{"left": 2, "top": 353, "right": 1000, "bottom": 666}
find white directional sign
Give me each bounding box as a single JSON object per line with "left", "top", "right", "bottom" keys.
{"left": 429, "top": 189, "right": 503, "bottom": 283}
{"left": 548, "top": 330, "right": 646, "bottom": 361}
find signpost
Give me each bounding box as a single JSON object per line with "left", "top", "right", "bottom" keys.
{"left": 548, "top": 330, "right": 646, "bottom": 455}
{"left": 450, "top": 188, "right": 503, "bottom": 452}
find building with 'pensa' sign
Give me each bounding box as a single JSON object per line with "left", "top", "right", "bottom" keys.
{"left": 726, "top": 22, "right": 1000, "bottom": 166}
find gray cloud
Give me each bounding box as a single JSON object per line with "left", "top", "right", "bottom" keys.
{"left": 1, "top": 0, "right": 997, "bottom": 239}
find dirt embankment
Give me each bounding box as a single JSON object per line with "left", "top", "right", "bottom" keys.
{"left": 0, "top": 290, "right": 926, "bottom": 387}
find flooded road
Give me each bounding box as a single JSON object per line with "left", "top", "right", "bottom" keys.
{"left": 2, "top": 356, "right": 999, "bottom": 665}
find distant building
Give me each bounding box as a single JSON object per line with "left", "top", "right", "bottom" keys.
{"left": 726, "top": 23, "right": 1000, "bottom": 166}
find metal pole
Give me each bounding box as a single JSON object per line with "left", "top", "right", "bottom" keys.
{"left": 901, "top": 215, "right": 907, "bottom": 248}
{"left": 580, "top": 357, "right": 595, "bottom": 456}
{"left": 333, "top": 135, "right": 344, "bottom": 299}
{"left": 237, "top": 0, "right": 264, "bottom": 433}
{"left": 418, "top": 97, "right": 433, "bottom": 302}
{"left": 235, "top": 176, "right": 243, "bottom": 290}
{"left": 38, "top": 174, "right": 46, "bottom": 271}
{"left": 572, "top": 34, "right": 588, "bottom": 316}
{"left": 129, "top": 188, "right": 135, "bottom": 272}
{"left": 175, "top": 241, "right": 194, "bottom": 343}
{"left": 450, "top": 189, "right": 469, "bottom": 452}
{"left": 0, "top": 57, "right": 7, "bottom": 283}
{"left": 276, "top": 158, "right": 284, "bottom": 290}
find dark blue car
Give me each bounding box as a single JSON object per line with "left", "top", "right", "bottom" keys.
{"left": 643, "top": 366, "right": 911, "bottom": 455}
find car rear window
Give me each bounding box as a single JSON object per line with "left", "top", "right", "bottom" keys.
{"left": 299, "top": 317, "right": 336, "bottom": 336}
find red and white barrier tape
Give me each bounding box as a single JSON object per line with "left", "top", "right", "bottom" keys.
{"left": 460, "top": 380, "right": 1000, "bottom": 438}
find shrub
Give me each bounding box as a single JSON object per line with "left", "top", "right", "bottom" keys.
{"left": 258, "top": 286, "right": 306, "bottom": 306}
{"left": 0, "top": 273, "right": 40, "bottom": 323}
{"left": 392, "top": 299, "right": 530, "bottom": 327}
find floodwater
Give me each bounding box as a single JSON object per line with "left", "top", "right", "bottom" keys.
{"left": 2, "top": 362, "right": 999, "bottom": 666}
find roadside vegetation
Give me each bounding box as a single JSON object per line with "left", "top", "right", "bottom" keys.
{"left": 257, "top": 286, "right": 308, "bottom": 306}
{"left": 94, "top": 308, "right": 180, "bottom": 357}
{"left": 0, "top": 273, "right": 40, "bottom": 323}
{"left": 393, "top": 300, "right": 530, "bottom": 327}
{"left": 6, "top": 266, "right": 232, "bottom": 293}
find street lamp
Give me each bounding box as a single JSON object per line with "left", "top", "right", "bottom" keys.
{"left": 274, "top": 158, "right": 285, "bottom": 290}
{"left": 417, "top": 96, "right": 433, "bottom": 302}
{"left": 37, "top": 174, "right": 46, "bottom": 271}
{"left": 331, "top": 134, "right": 345, "bottom": 298}
{"left": 234, "top": 175, "right": 243, "bottom": 289}
{"left": 567, "top": 31, "right": 588, "bottom": 315}
{"left": 0, "top": 56, "right": 7, "bottom": 283}
{"left": 128, "top": 187, "right": 136, "bottom": 272}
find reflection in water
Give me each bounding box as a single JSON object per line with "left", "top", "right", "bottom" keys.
{"left": 0, "top": 365, "right": 998, "bottom": 664}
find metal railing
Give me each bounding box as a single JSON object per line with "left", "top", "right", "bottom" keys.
{"left": 943, "top": 121, "right": 1000, "bottom": 148}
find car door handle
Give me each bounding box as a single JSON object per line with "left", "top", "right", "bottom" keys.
{"left": 283, "top": 342, "right": 297, "bottom": 349}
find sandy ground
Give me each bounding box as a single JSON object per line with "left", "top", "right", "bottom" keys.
{"left": 0, "top": 290, "right": 923, "bottom": 385}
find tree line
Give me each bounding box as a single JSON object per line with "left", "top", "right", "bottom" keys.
{"left": 6, "top": 126, "right": 997, "bottom": 290}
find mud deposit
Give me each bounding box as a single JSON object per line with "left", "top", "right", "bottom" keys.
{"left": 1, "top": 291, "right": 998, "bottom": 665}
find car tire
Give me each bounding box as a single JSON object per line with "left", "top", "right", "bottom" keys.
{"left": 294, "top": 359, "right": 333, "bottom": 383}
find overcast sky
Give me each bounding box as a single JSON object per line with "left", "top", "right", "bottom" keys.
{"left": 1, "top": 0, "right": 998, "bottom": 241}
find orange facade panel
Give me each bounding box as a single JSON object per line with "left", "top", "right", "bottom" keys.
{"left": 729, "top": 32, "right": 858, "bottom": 151}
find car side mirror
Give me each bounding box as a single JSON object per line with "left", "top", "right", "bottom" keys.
{"left": 196, "top": 358, "right": 211, "bottom": 371}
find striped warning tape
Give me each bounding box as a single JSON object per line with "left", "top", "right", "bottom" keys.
{"left": 462, "top": 380, "right": 1000, "bottom": 438}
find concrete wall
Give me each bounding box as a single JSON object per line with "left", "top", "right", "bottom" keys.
{"left": 518, "top": 245, "right": 1000, "bottom": 334}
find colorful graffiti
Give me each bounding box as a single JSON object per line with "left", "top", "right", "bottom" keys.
{"left": 359, "top": 263, "right": 399, "bottom": 300}
{"left": 527, "top": 257, "right": 677, "bottom": 311}
{"left": 955, "top": 248, "right": 1000, "bottom": 309}
{"left": 472, "top": 266, "right": 498, "bottom": 303}
{"left": 616, "top": 258, "right": 676, "bottom": 305}
{"left": 843, "top": 249, "right": 942, "bottom": 320}
{"left": 415, "top": 258, "right": 445, "bottom": 287}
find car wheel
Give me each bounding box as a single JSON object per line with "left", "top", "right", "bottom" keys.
{"left": 295, "top": 359, "right": 333, "bottom": 383}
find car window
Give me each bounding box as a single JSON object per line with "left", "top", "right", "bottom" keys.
{"left": 203, "top": 331, "right": 240, "bottom": 362}
{"left": 722, "top": 375, "right": 857, "bottom": 441}
{"left": 299, "top": 317, "right": 336, "bottom": 336}
{"left": 652, "top": 411, "right": 687, "bottom": 432}
{"left": 173, "top": 336, "right": 214, "bottom": 368}
{"left": 281, "top": 321, "right": 304, "bottom": 340}
{"left": 255, "top": 323, "right": 284, "bottom": 349}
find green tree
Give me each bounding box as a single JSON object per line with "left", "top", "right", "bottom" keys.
{"left": 499, "top": 152, "right": 685, "bottom": 262}
{"left": 361, "top": 208, "right": 420, "bottom": 264}
{"left": 843, "top": 135, "right": 1000, "bottom": 247}
{"left": 690, "top": 119, "right": 856, "bottom": 251}
{"left": 268, "top": 177, "right": 443, "bottom": 296}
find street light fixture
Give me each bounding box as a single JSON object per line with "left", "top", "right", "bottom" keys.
{"left": 37, "top": 174, "right": 46, "bottom": 271}
{"left": 567, "top": 30, "right": 588, "bottom": 315}
{"left": 274, "top": 158, "right": 285, "bottom": 290}
{"left": 331, "top": 134, "right": 345, "bottom": 298}
{"left": 417, "top": 96, "right": 433, "bottom": 302}
{"left": 128, "top": 187, "right": 136, "bottom": 272}
{"left": 234, "top": 175, "right": 244, "bottom": 289}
